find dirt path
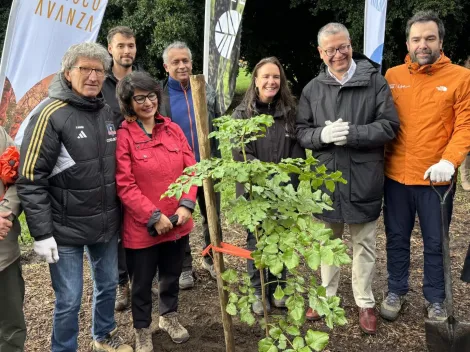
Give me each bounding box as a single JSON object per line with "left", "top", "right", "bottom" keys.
{"left": 21, "top": 186, "right": 470, "bottom": 351}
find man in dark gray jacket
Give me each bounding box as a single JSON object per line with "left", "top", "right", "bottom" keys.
{"left": 296, "top": 23, "right": 399, "bottom": 335}
{"left": 17, "top": 43, "right": 132, "bottom": 352}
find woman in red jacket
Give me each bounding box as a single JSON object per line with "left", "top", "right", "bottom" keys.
{"left": 116, "top": 71, "right": 197, "bottom": 350}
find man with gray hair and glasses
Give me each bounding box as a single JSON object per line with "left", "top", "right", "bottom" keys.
{"left": 17, "top": 42, "right": 132, "bottom": 352}
{"left": 159, "top": 41, "right": 222, "bottom": 289}
{"left": 296, "top": 22, "right": 399, "bottom": 334}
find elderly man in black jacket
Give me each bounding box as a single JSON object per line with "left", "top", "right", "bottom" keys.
{"left": 17, "top": 43, "right": 132, "bottom": 352}
{"left": 296, "top": 23, "right": 399, "bottom": 335}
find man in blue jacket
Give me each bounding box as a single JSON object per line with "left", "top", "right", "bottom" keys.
{"left": 160, "top": 41, "right": 222, "bottom": 289}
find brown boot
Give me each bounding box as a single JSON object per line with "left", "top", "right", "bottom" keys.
{"left": 359, "top": 308, "right": 377, "bottom": 335}
{"left": 306, "top": 307, "right": 322, "bottom": 321}
{"left": 135, "top": 327, "right": 153, "bottom": 352}
{"left": 115, "top": 283, "right": 130, "bottom": 311}
{"left": 461, "top": 155, "right": 470, "bottom": 191}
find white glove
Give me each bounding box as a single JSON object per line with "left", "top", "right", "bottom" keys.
{"left": 424, "top": 159, "right": 455, "bottom": 182}
{"left": 325, "top": 120, "right": 347, "bottom": 145}
{"left": 34, "top": 237, "right": 59, "bottom": 264}
{"left": 320, "top": 119, "right": 349, "bottom": 144}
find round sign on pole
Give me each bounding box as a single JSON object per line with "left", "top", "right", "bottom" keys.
{"left": 214, "top": 10, "right": 242, "bottom": 59}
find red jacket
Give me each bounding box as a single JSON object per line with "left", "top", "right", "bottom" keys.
{"left": 116, "top": 115, "right": 198, "bottom": 249}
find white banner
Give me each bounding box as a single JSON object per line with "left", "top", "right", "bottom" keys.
{"left": 0, "top": 0, "right": 108, "bottom": 138}
{"left": 364, "top": 0, "right": 388, "bottom": 65}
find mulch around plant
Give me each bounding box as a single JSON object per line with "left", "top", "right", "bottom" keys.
{"left": 21, "top": 186, "right": 470, "bottom": 351}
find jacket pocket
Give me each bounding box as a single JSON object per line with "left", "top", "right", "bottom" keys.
{"left": 350, "top": 152, "right": 384, "bottom": 202}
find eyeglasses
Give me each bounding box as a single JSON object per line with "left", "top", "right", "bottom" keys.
{"left": 132, "top": 92, "right": 158, "bottom": 104}
{"left": 71, "top": 66, "right": 106, "bottom": 76}
{"left": 322, "top": 44, "right": 351, "bottom": 57}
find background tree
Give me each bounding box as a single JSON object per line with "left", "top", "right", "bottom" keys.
{"left": 98, "top": 0, "right": 205, "bottom": 79}
{"left": 0, "top": 0, "right": 469, "bottom": 94}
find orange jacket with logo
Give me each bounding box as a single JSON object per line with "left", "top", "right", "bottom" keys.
{"left": 384, "top": 54, "right": 470, "bottom": 185}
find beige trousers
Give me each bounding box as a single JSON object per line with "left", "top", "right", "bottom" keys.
{"left": 320, "top": 220, "right": 377, "bottom": 308}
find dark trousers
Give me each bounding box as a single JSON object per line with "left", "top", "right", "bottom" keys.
{"left": 126, "top": 236, "right": 188, "bottom": 329}
{"left": 118, "top": 238, "right": 129, "bottom": 285}
{"left": 383, "top": 177, "right": 454, "bottom": 303}
{"left": 247, "top": 230, "right": 286, "bottom": 296}
{"left": 0, "top": 258, "right": 26, "bottom": 352}
{"left": 182, "top": 186, "right": 222, "bottom": 271}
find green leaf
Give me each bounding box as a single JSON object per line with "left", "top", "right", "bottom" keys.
{"left": 292, "top": 336, "right": 305, "bottom": 349}
{"left": 290, "top": 306, "right": 304, "bottom": 322}
{"left": 306, "top": 248, "right": 321, "bottom": 270}
{"left": 273, "top": 285, "right": 285, "bottom": 300}
{"left": 278, "top": 335, "right": 287, "bottom": 350}
{"left": 285, "top": 325, "right": 300, "bottom": 336}
{"left": 305, "top": 330, "right": 329, "bottom": 351}
{"left": 259, "top": 338, "right": 279, "bottom": 352}
{"left": 264, "top": 243, "right": 279, "bottom": 255}
{"left": 221, "top": 269, "right": 238, "bottom": 284}
{"left": 226, "top": 303, "right": 237, "bottom": 315}
{"left": 298, "top": 347, "right": 312, "bottom": 352}
{"left": 324, "top": 180, "right": 335, "bottom": 193}
{"left": 240, "top": 307, "right": 256, "bottom": 326}
{"left": 269, "top": 327, "right": 282, "bottom": 340}
{"left": 282, "top": 249, "right": 300, "bottom": 270}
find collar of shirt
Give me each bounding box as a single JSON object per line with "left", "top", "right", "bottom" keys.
{"left": 328, "top": 59, "right": 357, "bottom": 85}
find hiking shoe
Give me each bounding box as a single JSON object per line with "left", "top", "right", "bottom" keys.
{"left": 115, "top": 283, "right": 130, "bottom": 311}
{"left": 252, "top": 295, "right": 271, "bottom": 316}
{"left": 179, "top": 270, "right": 194, "bottom": 290}
{"left": 92, "top": 328, "right": 133, "bottom": 351}
{"left": 380, "top": 292, "right": 406, "bottom": 321}
{"left": 202, "top": 261, "right": 217, "bottom": 279}
{"left": 159, "top": 312, "right": 190, "bottom": 344}
{"left": 135, "top": 327, "right": 153, "bottom": 352}
{"left": 425, "top": 301, "right": 448, "bottom": 321}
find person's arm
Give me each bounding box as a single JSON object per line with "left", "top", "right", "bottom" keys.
{"left": 16, "top": 109, "right": 61, "bottom": 241}
{"left": 441, "top": 75, "right": 470, "bottom": 168}
{"left": 345, "top": 74, "right": 400, "bottom": 148}
{"left": 174, "top": 125, "right": 198, "bottom": 225}
{"left": 295, "top": 84, "right": 329, "bottom": 151}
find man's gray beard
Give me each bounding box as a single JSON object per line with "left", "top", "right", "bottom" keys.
{"left": 411, "top": 50, "right": 440, "bottom": 65}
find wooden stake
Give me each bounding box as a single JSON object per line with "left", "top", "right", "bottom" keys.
{"left": 190, "top": 75, "right": 235, "bottom": 352}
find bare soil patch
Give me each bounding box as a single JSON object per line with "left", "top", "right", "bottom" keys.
{"left": 21, "top": 186, "right": 470, "bottom": 351}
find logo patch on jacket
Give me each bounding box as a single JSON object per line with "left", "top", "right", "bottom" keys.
{"left": 77, "top": 131, "right": 87, "bottom": 139}
{"left": 106, "top": 122, "right": 116, "bottom": 136}
{"left": 436, "top": 86, "right": 448, "bottom": 92}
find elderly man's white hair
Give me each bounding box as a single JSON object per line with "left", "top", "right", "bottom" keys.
{"left": 317, "top": 23, "right": 350, "bottom": 46}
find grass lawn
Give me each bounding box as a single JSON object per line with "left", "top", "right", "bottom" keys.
{"left": 234, "top": 67, "right": 251, "bottom": 96}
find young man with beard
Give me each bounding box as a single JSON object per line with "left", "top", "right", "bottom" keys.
{"left": 159, "top": 41, "right": 222, "bottom": 289}
{"left": 296, "top": 23, "right": 399, "bottom": 335}
{"left": 102, "top": 26, "right": 138, "bottom": 311}
{"left": 381, "top": 11, "right": 470, "bottom": 322}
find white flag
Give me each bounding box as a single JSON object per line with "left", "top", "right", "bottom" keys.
{"left": 0, "top": 0, "right": 108, "bottom": 138}
{"left": 364, "top": 0, "right": 388, "bottom": 64}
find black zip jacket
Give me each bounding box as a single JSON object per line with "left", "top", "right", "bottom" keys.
{"left": 232, "top": 99, "right": 306, "bottom": 197}
{"left": 17, "top": 73, "right": 121, "bottom": 245}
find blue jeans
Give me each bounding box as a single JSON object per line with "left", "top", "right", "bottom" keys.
{"left": 49, "top": 235, "right": 118, "bottom": 352}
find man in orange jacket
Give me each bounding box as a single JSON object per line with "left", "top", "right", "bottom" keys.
{"left": 381, "top": 11, "right": 470, "bottom": 322}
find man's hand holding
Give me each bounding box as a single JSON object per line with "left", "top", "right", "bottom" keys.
{"left": 0, "top": 211, "right": 12, "bottom": 240}
{"left": 34, "top": 237, "right": 59, "bottom": 263}
{"left": 424, "top": 159, "right": 455, "bottom": 182}
{"left": 320, "top": 119, "right": 349, "bottom": 144}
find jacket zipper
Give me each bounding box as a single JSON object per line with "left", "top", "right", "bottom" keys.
{"left": 181, "top": 84, "right": 196, "bottom": 151}
{"left": 93, "top": 113, "right": 107, "bottom": 235}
